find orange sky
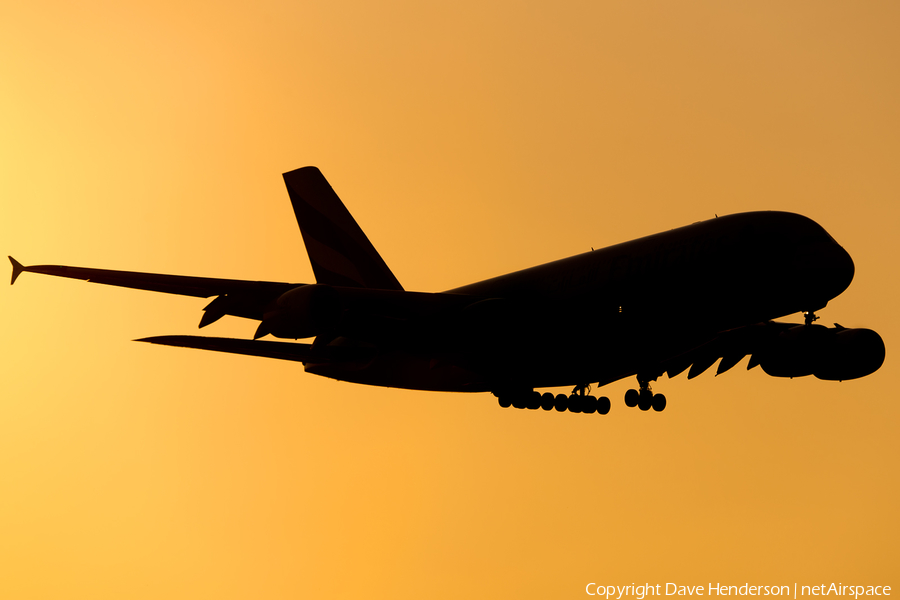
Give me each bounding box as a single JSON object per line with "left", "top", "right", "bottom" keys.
{"left": 1, "top": 1, "right": 898, "bottom": 598}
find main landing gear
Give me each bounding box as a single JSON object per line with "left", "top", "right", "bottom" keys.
{"left": 496, "top": 385, "right": 611, "bottom": 415}
{"left": 624, "top": 376, "right": 666, "bottom": 412}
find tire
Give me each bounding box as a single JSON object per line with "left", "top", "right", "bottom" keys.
{"left": 540, "top": 392, "right": 555, "bottom": 411}
{"left": 568, "top": 395, "right": 582, "bottom": 413}
{"left": 582, "top": 395, "right": 597, "bottom": 414}
{"left": 624, "top": 389, "right": 639, "bottom": 407}
{"left": 597, "top": 396, "right": 611, "bottom": 415}
{"left": 638, "top": 389, "right": 653, "bottom": 411}
{"left": 554, "top": 394, "right": 568, "bottom": 412}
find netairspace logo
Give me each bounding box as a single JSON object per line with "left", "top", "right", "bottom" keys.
{"left": 585, "top": 584, "right": 893, "bottom": 599}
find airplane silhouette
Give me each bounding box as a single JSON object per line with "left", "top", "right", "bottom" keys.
{"left": 9, "top": 167, "right": 885, "bottom": 414}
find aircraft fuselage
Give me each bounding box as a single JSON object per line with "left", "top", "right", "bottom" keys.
{"left": 307, "top": 211, "right": 855, "bottom": 392}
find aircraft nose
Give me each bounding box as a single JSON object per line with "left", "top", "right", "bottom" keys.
{"left": 793, "top": 240, "right": 855, "bottom": 301}
{"left": 832, "top": 243, "right": 855, "bottom": 294}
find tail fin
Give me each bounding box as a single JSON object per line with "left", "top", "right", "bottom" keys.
{"left": 283, "top": 167, "right": 403, "bottom": 291}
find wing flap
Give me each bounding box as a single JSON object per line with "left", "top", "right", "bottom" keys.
{"left": 661, "top": 321, "right": 784, "bottom": 380}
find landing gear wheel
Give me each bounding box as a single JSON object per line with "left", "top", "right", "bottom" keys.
{"left": 568, "top": 395, "right": 582, "bottom": 413}
{"left": 638, "top": 389, "right": 653, "bottom": 411}
{"left": 597, "top": 396, "right": 611, "bottom": 415}
{"left": 651, "top": 393, "right": 667, "bottom": 412}
{"left": 540, "top": 392, "right": 555, "bottom": 411}
{"left": 582, "top": 395, "right": 597, "bottom": 414}
{"left": 511, "top": 394, "right": 527, "bottom": 409}
{"left": 526, "top": 391, "right": 541, "bottom": 410}
{"left": 624, "top": 389, "right": 639, "bottom": 407}
{"left": 498, "top": 395, "right": 512, "bottom": 408}
{"left": 554, "top": 394, "right": 568, "bottom": 412}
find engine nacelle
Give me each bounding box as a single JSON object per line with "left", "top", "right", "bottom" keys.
{"left": 759, "top": 324, "right": 829, "bottom": 378}
{"left": 258, "top": 284, "right": 341, "bottom": 339}
{"left": 758, "top": 325, "right": 885, "bottom": 381}
{"left": 813, "top": 328, "right": 885, "bottom": 381}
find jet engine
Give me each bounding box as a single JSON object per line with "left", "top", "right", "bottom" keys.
{"left": 812, "top": 328, "right": 885, "bottom": 381}
{"left": 255, "top": 284, "right": 342, "bottom": 339}
{"left": 758, "top": 324, "right": 884, "bottom": 381}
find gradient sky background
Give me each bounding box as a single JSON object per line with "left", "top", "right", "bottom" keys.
{"left": 1, "top": 1, "right": 898, "bottom": 598}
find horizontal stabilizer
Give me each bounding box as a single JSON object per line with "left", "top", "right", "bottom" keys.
{"left": 9, "top": 256, "right": 23, "bottom": 285}
{"left": 136, "top": 335, "right": 374, "bottom": 364}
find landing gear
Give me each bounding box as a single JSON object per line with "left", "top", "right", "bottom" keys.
{"left": 567, "top": 384, "right": 586, "bottom": 414}
{"left": 563, "top": 384, "right": 610, "bottom": 416}
{"left": 494, "top": 385, "right": 611, "bottom": 415}
{"left": 624, "top": 376, "right": 667, "bottom": 412}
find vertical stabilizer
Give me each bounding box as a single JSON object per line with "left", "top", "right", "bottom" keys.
{"left": 283, "top": 167, "right": 403, "bottom": 290}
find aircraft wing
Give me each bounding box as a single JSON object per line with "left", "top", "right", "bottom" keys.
{"left": 8, "top": 255, "right": 481, "bottom": 330}
{"left": 657, "top": 319, "right": 883, "bottom": 381}
{"left": 137, "top": 335, "right": 374, "bottom": 364}
{"left": 9, "top": 256, "right": 297, "bottom": 298}
{"left": 9, "top": 256, "right": 301, "bottom": 324}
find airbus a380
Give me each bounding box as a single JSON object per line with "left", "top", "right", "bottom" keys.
{"left": 9, "top": 167, "right": 885, "bottom": 414}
